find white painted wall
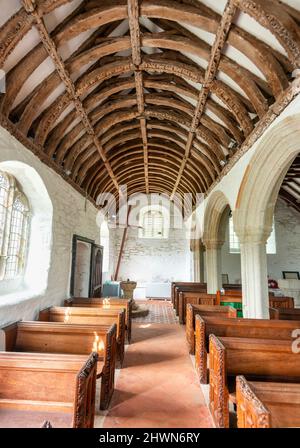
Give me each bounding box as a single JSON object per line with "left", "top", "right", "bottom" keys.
{"left": 215, "top": 199, "right": 300, "bottom": 284}
{"left": 0, "top": 126, "right": 100, "bottom": 328}
{"left": 111, "top": 226, "right": 191, "bottom": 284}
{"left": 268, "top": 199, "right": 300, "bottom": 281}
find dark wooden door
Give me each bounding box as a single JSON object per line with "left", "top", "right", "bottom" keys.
{"left": 90, "top": 244, "right": 103, "bottom": 297}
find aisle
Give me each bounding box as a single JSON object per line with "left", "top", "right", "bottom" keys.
{"left": 99, "top": 301, "right": 213, "bottom": 428}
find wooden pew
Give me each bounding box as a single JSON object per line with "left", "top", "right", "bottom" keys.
{"left": 216, "top": 291, "right": 294, "bottom": 317}
{"left": 2, "top": 321, "right": 117, "bottom": 410}
{"left": 186, "top": 304, "right": 237, "bottom": 355}
{"left": 216, "top": 290, "right": 242, "bottom": 315}
{"left": 0, "top": 351, "right": 97, "bottom": 428}
{"left": 275, "top": 307, "right": 300, "bottom": 320}
{"left": 64, "top": 297, "right": 132, "bottom": 343}
{"left": 174, "top": 284, "right": 207, "bottom": 316}
{"left": 178, "top": 292, "right": 216, "bottom": 324}
{"left": 236, "top": 376, "right": 300, "bottom": 428}
{"left": 171, "top": 282, "right": 206, "bottom": 308}
{"left": 171, "top": 282, "right": 240, "bottom": 309}
{"left": 195, "top": 315, "right": 300, "bottom": 384}
{"left": 209, "top": 335, "right": 300, "bottom": 428}
{"left": 39, "top": 306, "right": 126, "bottom": 368}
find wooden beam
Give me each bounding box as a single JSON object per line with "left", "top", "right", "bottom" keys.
{"left": 113, "top": 205, "right": 132, "bottom": 281}
{"left": 128, "top": 0, "right": 149, "bottom": 194}
{"left": 21, "top": 0, "right": 120, "bottom": 194}
{"left": 170, "top": 0, "right": 237, "bottom": 199}
{"left": 279, "top": 188, "right": 300, "bottom": 214}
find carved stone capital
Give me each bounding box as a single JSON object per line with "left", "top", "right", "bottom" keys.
{"left": 203, "top": 239, "right": 224, "bottom": 250}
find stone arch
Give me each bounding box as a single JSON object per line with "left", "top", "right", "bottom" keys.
{"left": 234, "top": 115, "right": 300, "bottom": 240}
{"left": 203, "top": 190, "right": 232, "bottom": 293}
{"left": 203, "top": 190, "right": 231, "bottom": 244}
{"left": 233, "top": 114, "right": 300, "bottom": 318}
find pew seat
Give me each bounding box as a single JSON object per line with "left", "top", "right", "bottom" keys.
{"left": 236, "top": 376, "right": 300, "bottom": 428}
{"left": 195, "top": 315, "right": 300, "bottom": 384}
{"left": 209, "top": 335, "right": 300, "bottom": 428}
{"left": 0, "top": 352, "right": 97, "bottom": 428}
{"left": 2, "top": 321, "right": 117, "bottom": 410}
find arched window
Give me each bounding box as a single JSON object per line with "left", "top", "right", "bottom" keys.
{"left": 0, "top": 170, "right": 30, "bottom": 280}
{"left": 139, "top": 206, "right": 169, "bottom": 239}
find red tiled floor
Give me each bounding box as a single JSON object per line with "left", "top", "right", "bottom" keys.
{"left": 103, "top": 320, "right": 213, "bottom": 428}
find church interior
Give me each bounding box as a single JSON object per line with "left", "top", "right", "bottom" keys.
{"left": 0, "top": 0, "right": 300, "bottom": 429}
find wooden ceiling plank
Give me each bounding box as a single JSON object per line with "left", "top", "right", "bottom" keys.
{"left": 21, "top": 0, "right": 120, "bottom": 194}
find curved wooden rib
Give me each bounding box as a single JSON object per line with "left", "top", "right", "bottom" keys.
{"left": 78, "top": 143, "right": 209, "bottom": 192}
{"left": 234, "top": 0, "right": 300, "bottom": 65}
{"left": 0, "top": 0, "right": 298, "bottom": 203}
{"left": 93, "top": 142, "right": 211, "bottom": 190}
{"left": 38, "top": 67, "right": 249, "bottom": 153}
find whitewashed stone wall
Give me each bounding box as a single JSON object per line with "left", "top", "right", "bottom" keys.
{"left": 0, "top": 126, "right": 100, "bottom": 329}
{"left": 217, "top": 199, "right": 300, "bottom": 284}
{"left": 111, "top": 226, "right": 191, "bottom": 283}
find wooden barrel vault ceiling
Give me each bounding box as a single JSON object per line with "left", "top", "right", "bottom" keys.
{"left": 1, "top": 0, "right": 300, "bottom": 208}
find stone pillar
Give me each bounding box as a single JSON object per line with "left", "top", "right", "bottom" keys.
{"left": 239, "top": 234, "right": 270, "bottom": 319}
{"left": 204, "top": 240, "right": 223, "bottom": 294}
{"left": 199, "top": 242, "right": 205, "bottom": 283}
{"left": 193, "top": 239, "right": 200, "bottom": 282}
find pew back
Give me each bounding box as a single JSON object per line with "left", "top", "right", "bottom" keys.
{"left": 195, "top": 315, "right": 300, "bottom": 384}
{"left": 186, "top": 304, "right": 237, "bottom": 354}
{"left": 209, "top": 335, "right": 300, "bottom": 428}
{"left": 38, "top": 306, "right": 125, "bottom": 367}
{"left": 64, "top": 297, "right": 132, "bottom": 343}
{"left": 0, "top": 352, "right": 97, "bottom": 428}
{"left": 174, "top": 285, "right": 207, "bottom": 316}
{"left": 269, "top": 296, "right": 294, "bottom": 309}
{"left": 179, "top": 292, "right": 216, "bottom": 324}
{"left": 171, "top": 282, "right": 207, "bottom": 307}
{"left": 236, "top": 376, "right": 300, "bottom": 428}
{"left": 2, "top": 321, "right": 117, "bottom": 410}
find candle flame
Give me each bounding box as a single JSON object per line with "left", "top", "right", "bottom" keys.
{"left": 92, "top": 332, "right": 104, "bottom": 353}
{"left": 103, "top": 298, "right": 110, "bottom": 309}
{"left": 64, "top": 307, "right": 71, "bottom": 323}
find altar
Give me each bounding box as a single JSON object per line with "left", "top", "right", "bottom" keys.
{"left": 278, "top": 279, "right": 300, "bottom": 307}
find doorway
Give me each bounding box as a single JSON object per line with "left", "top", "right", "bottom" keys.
{"left": 70, "top": 235, "right": 103, "bottom": 297}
